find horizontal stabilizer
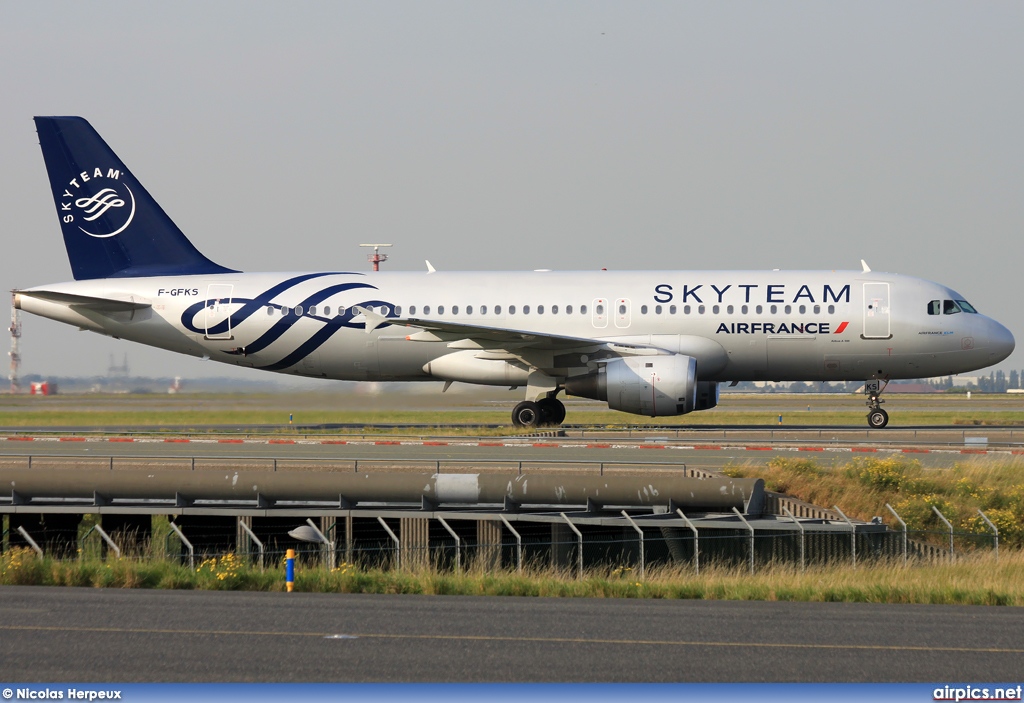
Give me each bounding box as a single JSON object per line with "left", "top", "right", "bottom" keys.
{"left": 15, "top": 290, "right": 152, "bottom": 313}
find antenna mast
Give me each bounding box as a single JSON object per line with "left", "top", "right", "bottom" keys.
{"left": 359, "top": 243, "right": 393, "bottom": 272}
{"left": 8, "top": 293, "right": 21, "bottom": 394}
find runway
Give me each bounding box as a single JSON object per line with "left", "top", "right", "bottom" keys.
{"left": 1, "top": 427, "right": 1023, "bottom": 473}
{"left": 0, "top": 586, "right": 1021, "bottom": 682}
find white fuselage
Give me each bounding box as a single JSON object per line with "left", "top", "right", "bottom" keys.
{"left": 18, "top": 268, "right": 1015, "bottom": 385}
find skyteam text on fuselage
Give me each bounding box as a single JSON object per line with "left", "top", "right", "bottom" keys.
{"left": 17, "top": 117, "right": 1016, "bottom": 429}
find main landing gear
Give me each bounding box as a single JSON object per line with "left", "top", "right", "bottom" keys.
{"left": 865, "top": 379, "right": 889, "bottom": 429}
{"left": 512, "top": 396, "right": 566, "bottom": 428}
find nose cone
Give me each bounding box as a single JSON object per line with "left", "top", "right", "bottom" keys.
{"left": 985, "top": 318, "right": 1015, "bottom": 365}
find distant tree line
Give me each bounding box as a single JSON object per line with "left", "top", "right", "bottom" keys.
{"left": 932, "top": 369, "right": 1021, "bottom": 394}
{"left": 729, "top": 370, "right": 1024, "bottom": 394}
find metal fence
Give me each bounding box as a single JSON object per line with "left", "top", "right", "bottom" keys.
{"left": 2, "top": 513, "right": 1002, "bottom": 576}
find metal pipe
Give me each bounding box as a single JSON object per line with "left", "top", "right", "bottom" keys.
{"left": 499, "top": 514, "right": 522, "bottom": 572}
{"left": 977, "top": 509, "right": 999, "bottom": 561}
{"left": 167, "top": 521, "right": 194, "bottom": 570}
{"left": 675, "top": 509, "right": 699, "bottom": 575}
{"left": 731, "top": 507, "right": 755, "bottom": 575}
{"left": 559, "top": 512, "right": 583, "bottom": 579}
{"left": 436, "top": 517, "right": 461, "bottom": 572}
{"left": 781, "top": 507, "right": 804, "bottom": 572}
{"left": 885, "top": 503, "right": 907, "bottom": 565}
{"left": 345, "top": 515, "right": 353, "bottom": 564}
{"left": 82, "top": 524, "right": 120, "bottom": 559}
{"left": 619, "top": 511, "right": 644, "bottom": 580}
{"left": 238, "top": 519, "right": 265, "bottom": 570}
{"left": 304, "top": 518, "right": 335, "bottom": 570}
{"left": 833, "top": 506, "right": 856, "bottom": 569}
{"left": 377, "top": 517, "right": 401, "bottom": 570}
{"left": 932, "top": 506, "right": 954, "bottom": 560}
{"left": 0, "top": 467, "right": 763, "bottom": 511}
{"left": 16, "top": 526, "right": 43, "bottom": 557}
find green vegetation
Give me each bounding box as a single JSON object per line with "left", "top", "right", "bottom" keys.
{"left": 3, "top": 548, "right": 1024, "bottom": 605}
{"left": 1, "top": 391, "right": 1023, "bottom": 431}
{"left": 724, "top": 455, "right": 1024, "bottom": 546}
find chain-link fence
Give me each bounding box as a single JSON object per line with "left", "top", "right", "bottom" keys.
{"left": 0, "top": 512, "right": 1003, "bottom": 574}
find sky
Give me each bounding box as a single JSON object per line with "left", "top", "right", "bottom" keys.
{"left": 1, "top": 1, "right": 1022, "bottom": 382}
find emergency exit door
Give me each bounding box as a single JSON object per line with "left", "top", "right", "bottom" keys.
{"left": 204, "top": 283, "right": 234, "bottom": 340}
{"left": 862, "top": 282, "right": 891, "bottom": 339}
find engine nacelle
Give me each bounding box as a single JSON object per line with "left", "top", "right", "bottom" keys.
{"left": 694, "top": 381, "right": 719, "bottom": 411}
{"left": 423, "top": 350, "right": 531, "bottom": 386}
{"left": 564, "top": 354, "right": 697, "bottom": 417}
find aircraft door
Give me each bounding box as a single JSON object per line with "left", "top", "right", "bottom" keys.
{"left": 862, "top": 283, "right": 891, "bottom": 339}
{"left": 204, "top": 283, "right": 234, "bottom": 340}
{"left": 592, "top": 298, "right": 608, "bottom": 328}
{"left": 614, "top": 298, "right": 631, "bottom": 328}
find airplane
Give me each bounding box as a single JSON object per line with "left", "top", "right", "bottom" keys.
{"left": 15, "top": 116, "right": 1016, "bottom": 429}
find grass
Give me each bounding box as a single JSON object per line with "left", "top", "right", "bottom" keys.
{"left": 3, "top": 548, "right": 1024, "bottom": 605}
{"left": 724, "top": 455, "right": 1024, "bottom": 546}
{"left": 1, "top": 391, "right": 1023, "bottom": 430}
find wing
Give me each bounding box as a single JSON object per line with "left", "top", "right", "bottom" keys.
{"left": 353, "top": 306, "right": 671, "bottom": 370}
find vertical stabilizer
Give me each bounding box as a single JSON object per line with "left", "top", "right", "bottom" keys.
{"left": 34, "top": 116, "right": 236, "bottom": 280}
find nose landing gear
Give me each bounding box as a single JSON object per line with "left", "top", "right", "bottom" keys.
{"left": 868, "top": 407, "right": 889, "bottom": 429}
{"left": 865, "top": 379, "right": 889, "bottom": 428}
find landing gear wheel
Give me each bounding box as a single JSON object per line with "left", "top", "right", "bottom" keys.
{"left": 867, "top": 408, "right": 889, "bottom": 429}
{"left": 536, "top": 397, "right": 566, "bottom": 426}
{"left": 864, "top": 379, "right": 889, "bottom": 429}
{"left": 512, "top": 400, "right": 541, "bottom": 428}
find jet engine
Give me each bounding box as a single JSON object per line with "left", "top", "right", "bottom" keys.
{"left": 423, "top": 350, "right": 530, "bottom": 386}
{"left": 694, "top": 381, "right": 719, "bottom": 411}
{"left": 564, "top": 354, "right": 697, "bottom": 417}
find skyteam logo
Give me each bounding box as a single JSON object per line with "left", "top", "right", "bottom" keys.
{"left": 59, "top": 167, "right": 136, "bottom": 238}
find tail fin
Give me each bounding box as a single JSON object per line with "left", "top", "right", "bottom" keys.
{"left": 34, "top": 116, "right": 236, "bottom": 280}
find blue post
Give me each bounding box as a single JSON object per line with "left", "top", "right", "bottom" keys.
{"left": 778, "top": 415, "right": 783, "bottom": 425}
{"left": 286, "top": 548, "right": 295, "bottom": 592}
{"left": 289, "top": 413, "right": 293, "bottom": 425}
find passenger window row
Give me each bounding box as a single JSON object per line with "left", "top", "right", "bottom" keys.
{"left": 409, "top": 304, "right": 589, "bottom": 316}
{"left": 638, "top": 303, "right": 836, "bottom": 315}
{"left": 267, "top": 304, "right": 376, "bottom": 317}
{"left": 265, "top": 302, "right": 841, "bottom": 318}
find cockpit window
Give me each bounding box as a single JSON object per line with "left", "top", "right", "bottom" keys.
{"left": 927, "top": 300, "right": 941, "bottom": 316}
{"left": 943, "top": 299, "right": 962, "bottom": 315}
{"left": 956, "top": 300, "right": 978, "bottom": 314}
